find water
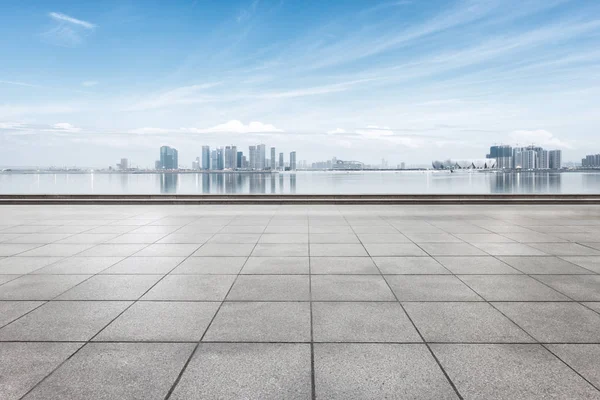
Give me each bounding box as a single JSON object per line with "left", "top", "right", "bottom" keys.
{"left": 1, "top": 171, "right": 600, "bottom": 194}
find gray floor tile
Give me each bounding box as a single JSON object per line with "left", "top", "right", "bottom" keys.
{"left": 459, "top": 275, "right": 569, "bottom": 301}
{"left": 310, "top": 257, "right": 379, "bottom": 274}
{"left": 386, "top": 275, "right": 482, "bottom": 301}
{"left": 584, "top": 302, "right": 600, "bottom": 313}
{"left": 227, "top": 275, "right": 310, "bottom": 301}
{"left": 472, "top": 242, "right": 548, "bottom": 256}
{"left": 194, "top": 243, "right": 255, "bottom": 256}
{"left": 311, "top": 275, "right": 396, "bottom": 301}
{"left": 32, "top": 257, "right": 124, "bottom": 274}
{"left": 0, "top": 301, "right": 131, "bottom": 341}
{"left": 253, "top": 243, "right": 309, "bottom": 257}
{"left": 18, "top": 244, "right": 94, "bottom": 257}
{"left": 419, "top": 243, "right": 488, "bottom": 256}
{"left": 374, "top": 257, "right": 450, "bottom": 274}
{"left": 0, "top": 275, "right": 90, "bottom": 300}
{"left": 156, "top": 233, "right": 212, "bottom": 244}
{"left": 547, "top": 344, "right": 600, "bottom": 389}
{"left": 241, "top": 256, "right": 309, "bottom": 274}
{"left": 260, "top": 234, "right": 309, "bottom": 243}
{"left": 356, "top": 233, "right": 410, "bottom": 243}
{"left": 528, "top": 243, "right": 600, "bottom": 256}
{"left": 55, "top": 233, "right": 121, "bottom": 244}
{"left": 454, "top": 233, "right": 514, "bottom": 243}
{"left": 170, "top": 343, "right": 311, "bottom": 400}
{"left": 0, "top": 275, "right": 20, "bottom": 285}
{"left": 56, "top": 275, "right": 162, "bottom": 300}
{"left": 498, "top": 256, "right": 594, "bottom": 274}
{"left": 310, "top": 226, "right": 354, "bottom": 234}
{"left": 106, "top": 233, "right": 167, "bottom": 244}
{"left": 502, "top": 232, "right": 567, "bottom": 243}
{"left": 363, "top": 243, "right": 427, "bottom": 256}
{"left": 314, "top": 344, "right": 458, "bottom": 400}
{"left": 209, "top": 233, "right": 261, "bottom": 244}
{"left": 0, "top": 342, "right": 82, "bottom": 400}
{"left": 310, "top": 243, "right": 368, "bottom": 257}
{"left": 313, "top": 302, "right": 421, "bottom": 342}
{"left": 533, "top": 275, "right": 600, "bottom": 301}
{"left": 403, "top": 302, "right": 532, "bottom": 343}
{"left": 134, "top": 243, "right": 200, "bottom": 257}
{"left": 95, "top": 301, "right": 220, "bottom": 341}
{"left": 561, "top": 256, "right": 600, "bottom": 273}
{"left": 0, "top": 257, "right": 63, "bottom": 274}
{"left": 204, "top": 302, "right": 311, "bottom": 342}
{"left": 0, "top": 301, "right": 44, "bottom": 327}
{"left": 171, "top": 257, "right": 246, "bottom": 274}
{"left": 405, "top": 233, "right": 463, "bottom": 243}
{"left": 101, "top": 257, "right": 184, "bottom": 274}
{"left": 142, "top": 275, "right": 235, "bottom": 301}
{"left": 78, "top": 244, "right": 148, "bottom": 257}
{"left": 309, "top": 234, "right": 359, "bottom": 244}
{"left": 6, "top": 233, "right": 73, "bottom": 244}
{"left": 351, "top": 226, "right": 399, "bottom": 234}
{"left": 0, "top": 244, "right": 44, "bottom": 256}
{"left": 432, "top": 344, "right": 600, "bottom": 399}
{"left": 24, "top": 343, "right": 194, "bottom": 400}
{"left": 494, "top": 302, "right": 600, "bottom": 342}
{"left": 436, "top": 256, "right": 521, "bottom": 274}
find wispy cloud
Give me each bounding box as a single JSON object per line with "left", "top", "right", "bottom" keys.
{"left": 186, "top": 120, "right": 283, "bottom": 134}
{"left": 49, "top": 12, "right": 96, "bottom": 29}
{"left": 510, "top": 129, "right": 572, "bottom": 149}
{"left": 81, "top": 81, "right": 99, "bottom": 87}
{"left": 43, "top": 12, "right": 97, "bottom": 47}
{"left": 127, "top": 83, "right": 222, "bottom": 110}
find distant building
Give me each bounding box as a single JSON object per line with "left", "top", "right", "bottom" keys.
{"left": 332, "top": 160, "right": 364, "bottom": 170}
{"left": 224, "top": 146, "right": 237, "bottom": 169}
{"left": 216, "top": 148, "right": 224, "bottom": 170}
{"left": 289, "top": 151, "right": 297, "bottom": 171}
{"left": 249, "top": 146, "right": 257, "bottom": 170}
{"left": 487, "top": 145, "right": 512, "bottom": 169}
{"left": 549, "top": 150, "right": 562, "bottom": 169}
{"left": 432, "top": 159, "right": 496, "bottom": 170}
{"left": 192, "top": 157, "right": 200, "bottom": 170}
{"left": 117, "top": 158, "right": 128, "bottom": 170}
{"left": 202, "top": 146, "right": 210, "bottom": 170}
{"left": 270, "top": 147, "right": 276, "bottom": 170}
{"left": 279, "top": 153, "right": 284, "bottom": 170}
{"left": 582, "top": 154, "right": 600, "bottom": 167}
{"left": 210, "top": 150, "right": 217, "bottom": 170}
{"left": 159, "top": 146, "right": 178, "bottom": 170}
{"left": 257, "top": 144, "right": 266, "bottom": 170}
{"left": 154, "top": 160, "right": 161, "bottom": 170}
{"left": 237, "top": 151, "right": 243, "bottom": 169}
{"left": 522, "top": 150, "right": 537, "bottom": 170}
{"left": 400, "top": 162, "right": 406, "bottom": 170}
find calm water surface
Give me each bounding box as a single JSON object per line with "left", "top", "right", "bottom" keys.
{"left": 1, "top": 171, "right": 600, "bottom": 194}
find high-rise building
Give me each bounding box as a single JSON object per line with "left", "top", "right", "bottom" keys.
{"left": 237, "top": 151, "right": 243, "bottom": 169}
{"left": 216, "top": 148, "right": 224, "bottom": 170}
{"left": 202, "top": 146, "right": 210, "bottom": 170}
{"left": 582, "top": 154, "right": 599, "bottom": 167}
{"left": 210, "top": 150, "right": 218, "bottom": 170}
{"left": 522, "top": 150, "right": 537, "bottom": 170}
{"left": 118, "top": 158, "right": 128, "bottom": 170}
{"left": 549, "top": 150, "right": 562, "bottom": 169}
{"left": 192, "top": 157, "right": 200, "bottom": 170}
{"left": 537, "top": 150, "right": 549, "bottom": 169}
{"left": 159, "top": 146, "right": 178, "bottom": 170}
{"left": 487, "top": 145, "right": 512, "bottom": 169}
{"left": 270, "top": 147, "right": 276, "bottom": 170}
{"left": 224, "top": 146, "right": 237, "bottom": 169}
{"left": 290, "top": 151, "right": 297, "bottom": 171}
{"left": 257, "top": 144, "right": 266, "bottom": 170}
{"left": 279, "top": 152, "right": 284, "bottom": 170}
{"left": 249, "top": 146, "right": 257, "bottom": 170}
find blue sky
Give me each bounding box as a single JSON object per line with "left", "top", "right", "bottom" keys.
{"left": 1, "top": 0, "right": 600, "bottom": 167}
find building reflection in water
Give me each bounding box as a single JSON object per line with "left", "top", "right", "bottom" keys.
{"left": 490, "top": 172, "right": 561, "bottom": 193}
{"left": 290, "top": 174, "right": 297, "bottom": 193}
{"left": 159, "top": 173, "right": 178, "bottom": 193}
{"left": 157, "top": 172, "right": 297, "bottom": 194}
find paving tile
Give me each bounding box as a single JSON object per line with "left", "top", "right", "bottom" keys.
{"left": 351, "top": 226, "right": 399, "bottom": 234}
{"left": 241, "top": 256, "right": 309, "bottom": 274}
{"left": 403, "top": 302, "right": 532, "bottom": 343}
{"left": 95, "top": 301, "right": 220, "bottom": 341}
{"left": 435, "top": 256, "right": 521, "bottom": 274}
{"left": 311, "top": 275, "right": 396, "bottom": 301}
{"left": 308, "top": 234, "right": 359, "bottom": 244}
{"left": 309, "top": 226, "right": 354, "bottom": 234}
{"left": 142, "top": 275, "right": 235, "bottom": 301}
{"left": 502, "top": 232, "right": 567, "bottom": 243}
{"left": 219, "top": 225, "right": 264, "bottom": 234}
{"left": 584, "top": 302, "right": 600, "bottom": 313}
{"left": 494, "top": 302, "right": 600, "bottom": 342}
{"left": 17, "top": 244, "right": 94, "bottom": 257}
{"left": 459, "top": 275, "right": 569, "bottom": 301}
{"left": 418, "top": 243, "right": 488, "bottom": 256}
{"left": 193, "top": 243, "right": 255, "bottom": 257}
{"left": 373, "top": 257, "right": 450, "bottom": 274}
{"left": 227, "top": 275, "right": 310, "bottom": 301}
{"left": 100, "top": 257, "right": 184, "bottom": 274}
{"left": 134, "top": 243, "right": 200, "bottom": 257}
{"left": 260, "top": 234, "right": 309, "bottom": 243}
{"left": 498, "top": 256, "right": 594, "bottom": 274}
{"left": 454, "top": 233, "right": 514, "bottom": 243}
{"left": 0, "top": 275, "right": 90, "bottom": 300}
{"left": 386, "top": 275, "right": 482, "bottom": 301}
{"left": 56, "top": 275, "right": 162, "bottom": 300}
{"left": 0, "top": 244, "right": 44, "bottom": 256}
{"left": 528, "top": 243, "right": 600, "bottom": 256}
{"left": 0, "top": 257, "right": 63, "bottom": 274}
{"left": 130, "top": 225, "right": 181, "bottom": 234}
{"left": 24, "top": 343, "right": 194, "bottom": 400}
{"left": 253, "top": 243, "right": 309, "bottom": 257}
{"left": 310, "top": 257, "right": 379, "bottom": 274}
{"left": 561, "top": 256, "right": 600, "bottom": 273}
{"left": 355, "top": 233, "right": 410, "bottom": 243}
{"left": 314, "top": 344, "right": 458, "bottom": 400}
{"left": 171, "top": 257, "right": 246, "bottom": 274}
{"left": 78, "top": 244, "right": 148, "bottom": 257}
{"left": 264, "top": 225, "right": 308, "bottom": 234}
{"left": 55, "top": 233, "right": 121, "bottom": 244}
{"left": 313, "top": 302, "right": 421, "bottom": 342}
{"left": 472, "top": 242, "right": 547, "bottom": 256}
{"left": 363, "top": 243, "right": 427, "bottom": 256}
{"left": 0, "top": 301, "right": 44, "bottom": 327}
{"left": 310, "top": 243, "right": 368, "bottom": 257}
{"left": 431, "top": 344, "right": 600, "bottom": 399}
{"left": 156, "top": 233, "right": 212, "bottom": 243}
{"left": 0, "top": 275, "right": 20, "bottom": 285}
{"left": 203, "top": 302, "right": 311, "bottom": 342}
{"left": 6, "top": 233, "right": 73, "bottom": 244}
{"left": 0, "top": 342, "right": 82, "bottom": 400}
{"left": 170, "top": 343, "right": 311, "bottom": 400}
{"left": 405, "top": 233, "right": 463, "bottom": 243}
{"left": 209, "top": 233, "right": 261, "bottom": 243}
{"left": 0, "top": 301, "right": 131, "bottom": 341}
{"left": 547, "top": 344, "right": 600, "bottom": 389}
{"left": 32, "top": 257, "right": 124, "bottom": 275}
{"left": 534, "top": 275, "right": 600, "bottom": 301}
{"left": 106, "top": 233, "right": 167, "bottom": 244}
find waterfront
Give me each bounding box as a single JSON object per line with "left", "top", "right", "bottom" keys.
{"left": 1, "top": 171, "right": 600, "bottom": 194}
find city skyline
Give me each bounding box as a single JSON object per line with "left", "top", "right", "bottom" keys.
{"left": 2, "top": 0, "right": 600, "bottom": 166}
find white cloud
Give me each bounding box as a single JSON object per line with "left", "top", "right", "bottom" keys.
{"left": 49, "top": 12, "right": 96, "bottom": 29}
{"left": 128, "top": 127, "right": 172, "bottom": 134}
{"left": 52, "top": 122, "right": 80, "bottom": 133}
{"left": 356, "top": 125, "right": 394, "bottom": 138}
{"left": 509, "top": 129, "right": 572, "bottom": 149}
{"left": 0, "top": 104, "right": 76, "bottom": 119}
{"left": 183, "top": 120, "right": 284, "bottom": 134}
{"left": 82, "top": 81, "right": 99, "bottom": 87}
{"left": 327, "top": 128, "right": 347, "bottom": 134}
{"left": 127, "top": 83, "right": 221, "bottom": 110}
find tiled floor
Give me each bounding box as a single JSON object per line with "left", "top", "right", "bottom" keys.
{"left": 1, "top": 204, "right": 600, "bottom": 399}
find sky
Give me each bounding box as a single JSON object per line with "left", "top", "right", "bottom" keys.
{"left": 1, "top": 0, "right": 600, "bottom": 168}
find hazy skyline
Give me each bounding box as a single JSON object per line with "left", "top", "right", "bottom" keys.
{"left": 1, "top": 0, "right": 600, "bottom": 167}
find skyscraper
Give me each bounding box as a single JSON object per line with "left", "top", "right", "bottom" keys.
{"left": 279, "top": 152, "right": 284, "bottom": 170}
{"left": 487, "top": 145, "right": 512, "bottom": 169}
{"left": 210, "top": 150, "right": 217, "bottom": 170}
{"left": 249, "top": 146, "right": 257, "bottom": 170}
{"left": 216, "top": 148, "right": 224, "bottom": 170}
{"left": 549, "top": 150, "right": 562, "bottom": 169}
{"left": 257, "top": 144, "right": 266, "bottom": 170}
{"left": 290, "top": 151, "right": 297, "bottom": 171}
{"left": 522, "top": 150, "right": 537, "bottom": 170}
{"left": 224, "top": 146, "right": 237, "bottom": 169}
{"left": 237, "top": 151, "right": 243, "bottom": 169}
{"left": 159, "top": 146, "right": 178, "bottom": 170}
{"left": 270, "top": 147, "right": 276, "bottom": 170}
{"left": 202, "top": 146, "right": 210, "bottom": 170}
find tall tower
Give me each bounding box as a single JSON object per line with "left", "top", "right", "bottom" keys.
{"left": 202, "top": 146, "right": 210, "bottom": 170}
{"left": 290, "top": 151, "right": 297, "bottom": 171}
{"left": 270, "top": 147, "right": 276, "bottom": 170}
{"left": 257, "top": 144, "right": 266, "bottom": 170}
{"left": 279, "top": 153, "right": 284, "bottom": 170}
